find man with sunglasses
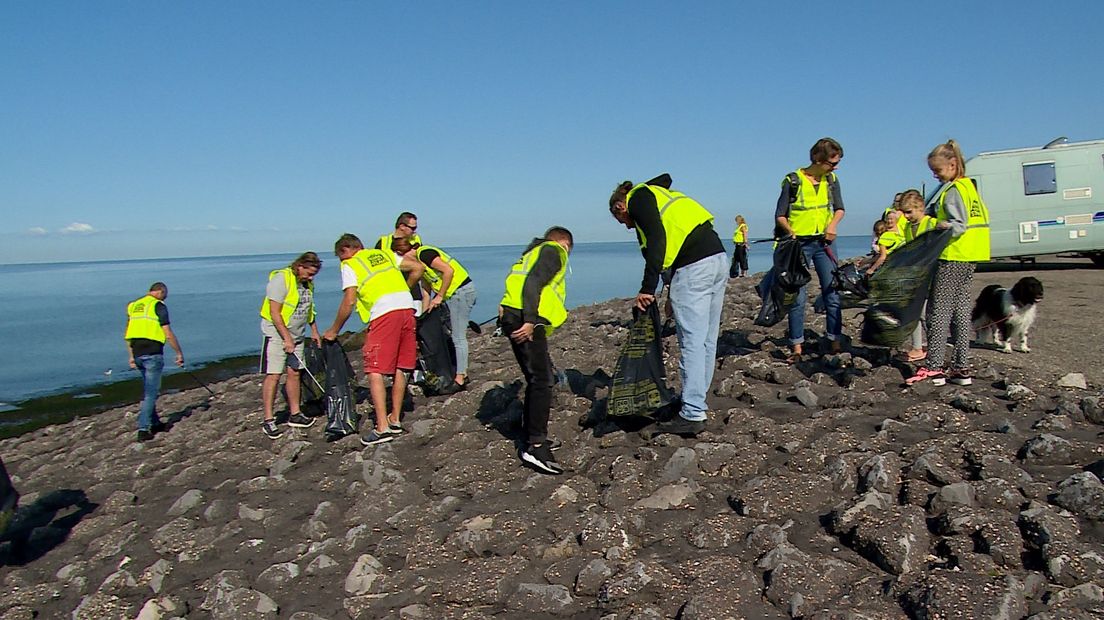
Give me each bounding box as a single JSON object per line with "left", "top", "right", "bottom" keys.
{"left": 773, "top": 137, "right": 846, "bottom": 363}
{"left": 376, "top": 212, "right": 422, "bottom": 254}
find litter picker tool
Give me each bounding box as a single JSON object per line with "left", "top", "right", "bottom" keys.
{"left": 185, "top": 369, "right": 216, "bottom": 397}
{"left": 292, "top": 351, "right": 325, "bottom": 394}
{"left": 467, "top": 316, "right": 498, "bottom": 335}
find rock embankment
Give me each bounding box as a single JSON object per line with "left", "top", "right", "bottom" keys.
{"left": 0, "top": 266, "right": 1101, "bottom": 619}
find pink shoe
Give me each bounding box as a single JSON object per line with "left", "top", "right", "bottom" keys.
{"left": 906, "top": 367, "right": 945, "bottom": 386}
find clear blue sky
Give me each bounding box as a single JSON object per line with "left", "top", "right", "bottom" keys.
{"left": 2, "top": 1, "right": 1101, "bottom": 263}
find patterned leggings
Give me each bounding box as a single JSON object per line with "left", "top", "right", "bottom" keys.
{"left": 925, "top": 261, "right": 975, "bottom": 370}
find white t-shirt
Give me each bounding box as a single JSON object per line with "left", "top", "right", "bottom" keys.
{"left": 340, "top": 264, "right": 414, "bottom": 322}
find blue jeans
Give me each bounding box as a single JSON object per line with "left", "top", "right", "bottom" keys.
{"left": 787, "top": 240, "right": 842, "bottom": 344}
{"left": 135, "top": 354, "right": 164, "bottom": 431}
{"left": 446, "top": 283, "right": 477, "bottom": 376}
{"left": 668, "top": 252, "right": 727, "bottom": 421}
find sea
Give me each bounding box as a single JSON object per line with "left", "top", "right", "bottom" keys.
{"left": 0, "top": 236, "right": 872, "bottom": 408}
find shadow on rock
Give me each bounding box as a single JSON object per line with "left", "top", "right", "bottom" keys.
{"left": 0, "top": 489, "right": 97, "bottom": 566}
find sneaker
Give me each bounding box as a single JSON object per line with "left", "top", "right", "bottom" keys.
{"left": 652, "top": 416, "right": 706, "bottom": 438}
{"left": 437, "top": 381, "right": 466, "bottom": 395}
{"left": 383, "top": 423, "right": 404, "bottom": 435}
{"left": 150, "top": 421, "right": 167, "bottom": 434}
{"left": 287, "top": 413, "right": 316, "bottom": 428}
{"left": 546, "top": 437, "right": 563, "bottom": 452}
{"left": 136, "top": 429, "right": 154, "bottom": 442}
{"left": 521, "top": 443, "right": 563, "bottom": 475}
{"left": 262, "top": 420, "right": 283, "bottom": 439}
{"left": 906, "top": 367, "right": 945, "bottom": 386}
{"left": 360, "top": 429, "right": 393, "bottom": 446}
{"left": 947, "top": 368, "right": 973, "bottom": 386}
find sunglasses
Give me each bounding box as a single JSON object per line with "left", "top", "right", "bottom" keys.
{"left": 401, "top": 222, "right": 418, "bottom": 232}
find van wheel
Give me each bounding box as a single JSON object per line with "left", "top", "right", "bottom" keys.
{"left": 1092, "top": 253, "right": 1104, "bottom": 268}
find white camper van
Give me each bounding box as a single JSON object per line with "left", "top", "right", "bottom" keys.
{"left": 956, "top": 137, "right": 1104, "bottom": 266}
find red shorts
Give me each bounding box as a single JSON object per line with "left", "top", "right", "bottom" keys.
{"left": 363, "top": 309, "right": 416, "bottom": 375}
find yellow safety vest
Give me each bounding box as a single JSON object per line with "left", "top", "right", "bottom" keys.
{"left": 788, "top": 170, "right": 837, "bottom": 236}
{"left": 342, "top": 249, "right": 411, "bottom": 322}
{"left": 903, "top": 215, "right": 937, "bottom": 243}
{"left": 500, "top": 241, "right": 569, "bottom": 336}
{"left": 936, "top": 178, "right": 991, "bottom": 262}
{"left": 416, "top": 246, "right": 471, "bottom": 300}
{"left": 377, "top": 232, "right": 422, "bottom": 253}
{"left": 626, "top": 184, "right": 714, "bottom": 270}
{"left": 878, "top": 229, "right": 905, "bottom": 254}
{"left": 125, "top": 295, "right": 165, "bottom": 343}
{"left": 732, "top": 223, "right": 747, "bottom": 244}
{"left": 259, "top": 268, "right": 315, "bottom": 325}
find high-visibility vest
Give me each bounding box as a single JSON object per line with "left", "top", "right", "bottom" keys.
{"left": 903, "top": 215, "right": 938, "bottom": 243}
{"left": 732, "top": 223, "right": 747, "bottom": 243}
{"left": 878, "top": 229, "right": 905, "bottom": 254}
{"left": 788, "top": 170, "right": 837, "bottom": 236}
{"left": 936, "top": 178, "right": 991, "bottom": 262}
{"left": 125, "top": 295, "right": 165, "bottom": 343}
{"left": 377, "top": 232, "right": 422, "bottom": 253}
{"left": 259, "top": 267, "right": 315, "bottom": 325}
{"left": 626, "top": 184, "right": 714, "bottom": 270}
{"left": 416, "top": 246, "right": 471, "bottom": 300}
{"left": 500, "top": 241, "right": 569, "bottom": 336}
{"left": 342, "top": 249, "right": 411, "bottom": 322}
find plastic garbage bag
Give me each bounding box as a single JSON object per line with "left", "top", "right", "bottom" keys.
{"left": 608, "top": 304, "right": 675, "bottom": 418}
{"left": 322, "top": 340, "right": 359, "bottom": 437}
{"left": 861, "top": 229, "right": 952, "bottom": 347}
{"left": 415, "top": 306, "right": 457, "bottom": 395}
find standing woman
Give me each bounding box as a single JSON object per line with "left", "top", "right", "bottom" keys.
{"left": 730, "top": 215, "right": 749, "bottom": 277}
{"left": 907, "top": 140, "right": 990, "bottom": 386}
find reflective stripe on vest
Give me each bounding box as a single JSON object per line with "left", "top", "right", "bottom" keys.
{"left": 788, "top": 170, "right": 835, "bottom": 236}
{"left": 903, "top": 215, "right": 938, "bottom": 243}
{"left": 626, "top": 184, "right": 714, "bottom": 270}
{"left": 259, "top": 268, "right": 315, "bottom": 325}
{"left": 342, "top": 249, "right": 410, "bottom": 322}
{"left": 416, "top": 246, "right": 471, "bottom": 299}
{"left": 499, "top": 241, "right": 569, "bottom": 336}
{"left": 125, "top": 295, "right": 165, "bottom": 343}
{"left": 937, "top": 178, "right": 991, "bottom": 262}
{"left": 878, "top": 230, "right": 905, "bottom": 254}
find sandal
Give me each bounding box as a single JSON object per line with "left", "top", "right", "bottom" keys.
{"left": 907, "top": 351, "right": 928, "bottom": 362}
{"left": 785, "top": 352, "right": 802, "bottom": 364}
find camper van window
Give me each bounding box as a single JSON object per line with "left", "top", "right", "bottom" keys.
{"left": 1022, "top": 162, "right": 1057, "bottom": 196}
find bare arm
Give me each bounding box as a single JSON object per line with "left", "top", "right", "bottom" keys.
{"left": 268, "top": 299, "right": 295, "bottom": 352}
{"left": 824, "top": 208, "right": 845, "bottom": 242}
{"left": 399, "top": 254, "right": 425, "bottom": 288}
{"left": 162, "top": 325, "right": 184, "bottom": 367}
{"left": 323, "top": 288, "right": 357, "bottom": 341}
{"left": 867, "top": 245, "right": 888, "bottom": 274}
{"left": 426, "top": 256, "right": 454, "bottom": 310}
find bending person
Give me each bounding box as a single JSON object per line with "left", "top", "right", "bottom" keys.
{"left": 608, "top": 173, "right": 727, "bottom": 438}
{"left": 500, "top": 227, "right": 573, "bottom": 475}
{"left": 394, "top": 238, "right": 477, "bottom": 392}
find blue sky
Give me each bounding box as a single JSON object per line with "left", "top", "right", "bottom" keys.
{"left": 2, "top": 1, "right": 1101, "bottom": 263}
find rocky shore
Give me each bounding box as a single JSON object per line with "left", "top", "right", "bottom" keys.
{"left": 1, "top": 262, "right": 1101, "bottom": 619}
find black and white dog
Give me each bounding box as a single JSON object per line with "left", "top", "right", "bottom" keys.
{"left": 971, "top": 276, "right": 1044, "bottom": 353}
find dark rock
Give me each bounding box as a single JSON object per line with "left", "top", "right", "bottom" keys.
{"left": 1053, "top": 472, "right": 1104, "bottom": 520}
{"left": 1019, "top": 434, "right": 1074, "bottom": 465}
{"left": 901, "top": 572, "right": 1026, "bottom": 620}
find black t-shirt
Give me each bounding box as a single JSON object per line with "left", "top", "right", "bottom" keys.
{"left": 129, "top": 302, "right": 170, "bottom": 357}
{"left": 417, "top": 249, "right": 472, "bottom": 290}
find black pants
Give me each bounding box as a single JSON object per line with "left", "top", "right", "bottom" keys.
{"left": 729, "top": 244, "right": 748, "bottom": 276}
{"left": 500, "top": 312, "right": 553, "bottom": 446}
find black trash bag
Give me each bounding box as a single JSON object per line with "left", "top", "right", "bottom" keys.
{"left": 321, "top": 340, "right": 359, "bottom": 437}
{"left": 608, "top": 304, "right": 675, "bottom": 418}
{"left": 773, "top": 237, "right": 811, "bottom": 291}
{"left": 281, "top": 340, "right": 327, "bottom": 417}
{"left": 415, "top": 306, "right": 457, "bottom": 395}
{"left": 754, "top": 268, "right": 801, "bottom": 327}
{"left": 0, "top": 455, "right": 17, "bottom": 536}
{"left": 834, "top": 262, "right": 870, "bottom": 309}
{"left": 861, "top": 228, "right": 952, "bottom": 347}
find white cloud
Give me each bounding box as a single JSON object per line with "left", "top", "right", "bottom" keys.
{"left": 60, "top": 222, "right": 96, "bottom": 234}
{"left": 27, "top": 227, "right": 48, "bottom": 236}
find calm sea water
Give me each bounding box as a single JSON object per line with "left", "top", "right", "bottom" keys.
{"left": 0, "top": 236, "right": 871, "bottom": 404}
